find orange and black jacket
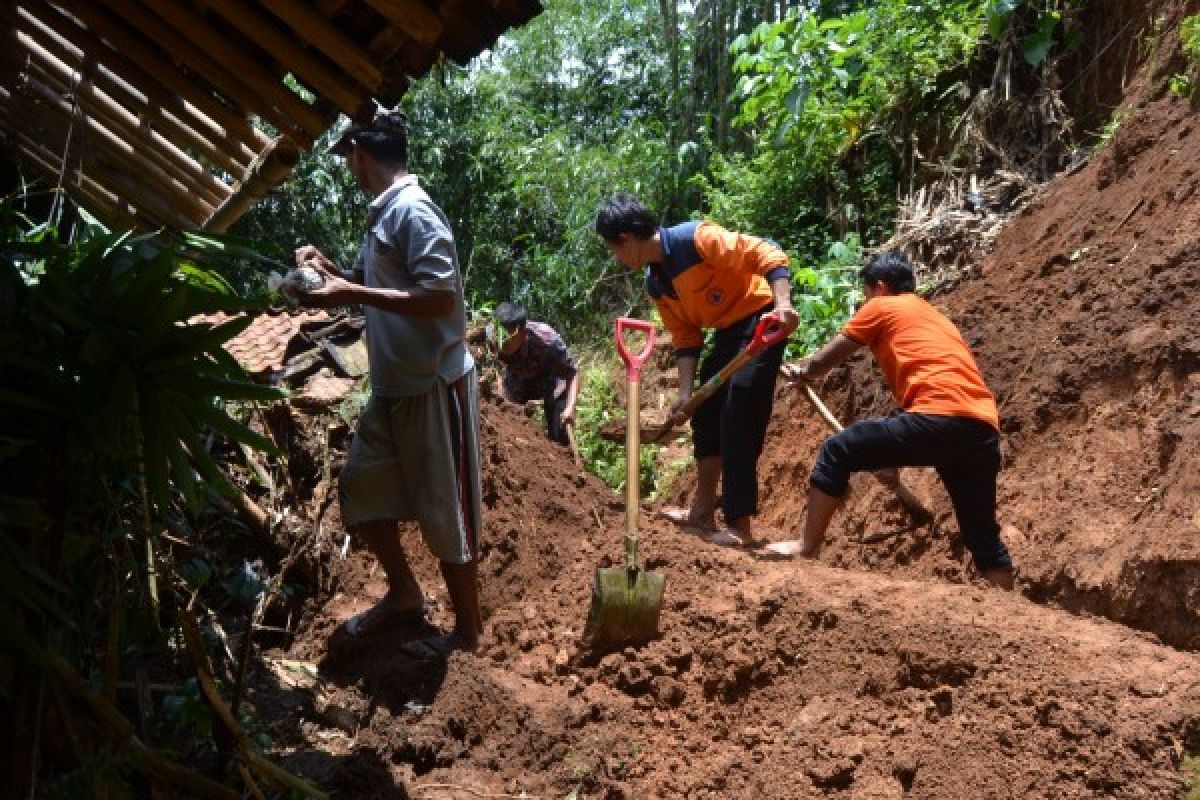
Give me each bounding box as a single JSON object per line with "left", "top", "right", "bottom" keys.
{"left": 646, "top": 220, "right": 789, "bottom": 359}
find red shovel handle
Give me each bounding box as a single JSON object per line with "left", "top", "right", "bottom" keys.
{"left": 615, "top": 317, "right": 656, "bottom": 381}
{"left": 749, "top": 314, "right": 789, "bottom": 354}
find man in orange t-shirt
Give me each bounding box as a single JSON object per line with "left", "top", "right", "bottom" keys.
{"left": 763, "top": 251, "right": 1014, "bottom": 589}
{"left": 595, "top": 194, "right": 799, "bottom": 546}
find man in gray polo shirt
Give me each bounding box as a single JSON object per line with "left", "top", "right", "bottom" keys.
{"left": 293, "top": 110, "right": 483, "bottom": 656}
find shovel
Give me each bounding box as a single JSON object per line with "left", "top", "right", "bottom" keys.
{"left": 582, "top": 317, "right": 666, "bottom": 650}
{"left": 598, "top": 315, "right": 789, "bottom": 444}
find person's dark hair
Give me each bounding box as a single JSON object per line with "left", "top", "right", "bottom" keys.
{"left": 351, "top": 130, "right": 408, "bottom": 169}
{"left": 594, "top": 194, "right": 658, "bottom": 242}
{"left": 495, "top": 301, "right": 527, "bottom": 331}
{"left": 331, "top": 110, "right": 408, "bottom": 168}
{"left": 860, "top": 250, "right": 916, "bottom": 294}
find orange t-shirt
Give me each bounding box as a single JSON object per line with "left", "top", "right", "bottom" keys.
{"left": 842, "top": 294, "right": 998, "bottom": 429}
{"left": 648, "top": 221, "right": 788, "bottom": 356}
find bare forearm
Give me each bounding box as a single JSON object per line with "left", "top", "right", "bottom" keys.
{"left": 344, "top": 285, "right": 456, "bottom": 317}
{"left": 769, "top": 276, "right": 793, "bottom": 310}
{"left": 564, "top": 371, "right": 581, "bottom": 413}
{"left": 807, "top": 334, "right": 861, "bottom": 378}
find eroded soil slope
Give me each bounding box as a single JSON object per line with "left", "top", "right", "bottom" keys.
{"left": 248, "top": 396, "right": 1199, "bottom": 799}
{"left": 753, "top": 91, "right": 1199, "bottom": 650}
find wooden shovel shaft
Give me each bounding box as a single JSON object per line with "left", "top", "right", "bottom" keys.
{"left": 625, "top": 376, "right": 641, "bottom": 561}
{"left": 801, "top": 384, "right": 933, "bottom": 522}
{"left": 646, "top": 343, "right": 760, "bottom": 443}
{"left": 565, "top": 422, "right": 584, "bottom": 469}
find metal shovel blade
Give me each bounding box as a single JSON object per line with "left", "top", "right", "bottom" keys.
{"left": 582, "top": 546, "right": 666, "bottom": 649}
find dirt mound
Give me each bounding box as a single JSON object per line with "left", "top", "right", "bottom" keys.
{"left": 751, "top": 88, "right": 1200, "bottom": 652}
{"left": 246, "top": 395, "right": 1200, "bottom": 798}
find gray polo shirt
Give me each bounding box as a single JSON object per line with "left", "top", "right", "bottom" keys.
{"left": 355, "top": 175, "right": 473, "bottom": 396}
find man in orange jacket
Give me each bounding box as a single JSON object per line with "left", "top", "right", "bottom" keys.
{"left": 595, "top": 194, "right": 799, "bottom": 546}
{"left": 763, "top": 250, "right": 1015, "bottom": 589}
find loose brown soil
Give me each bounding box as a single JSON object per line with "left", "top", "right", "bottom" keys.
{"left": 249, "top": 392, "right": 1198, "bottom": 799}
{"left": 244, "top": 14, "right": 1200, "bottom": 798}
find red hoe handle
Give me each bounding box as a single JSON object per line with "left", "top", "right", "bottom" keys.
{"left": 748, "top": 315, "right": 789, "bottom": 354}
{"left": 615, "top": 317, "right": 656, "bottom": 382}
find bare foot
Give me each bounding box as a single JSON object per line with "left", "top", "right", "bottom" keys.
{"left": 399, "top": 630, "right": 480, "bottom": 659}
{"left": 343, "top": 593, "right": 427, "bottom": 637}
{"left": 755, "top": 540, "right": 819, "bottom": 560}
{"left": 658, "top": 506, "right": 717, "bottom": 532}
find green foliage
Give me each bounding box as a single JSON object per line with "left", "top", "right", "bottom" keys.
{"left": 398, "top": 0, "right": 674, "bottom": 339}
{"left": 985, "top": 0, "right": 1072, "bottom": 66}
{"left": 573, "top": 362, "right": 660, "bottom": 495}
{"left": 1170, "top": 15, "right": 1200, "bottom": 98}
{"left": 230, "top": 127, "right": 364, "bottom": 293}
{"left": 731, "top": 2, "right": 986, "bottom": 153}
{"left": 0, "top": 194, "right": 284, "bottom": 795}
{"left": 713, "top": 1, "right": 988, "bottom": 274}
{"left": 789, "top": 234, "right": 864, "bottom": 357}
{"left": 1091, "top": 113, "right": 1123, "bottom": 151}
{"left": 161, "top": 678, "right": 214, "bottom": 739}
{"left": 1183, "top": 14, "right": 1200, "bottom": 59}
{"left": 0, "top": 213, "right": 284, "bottom": 515}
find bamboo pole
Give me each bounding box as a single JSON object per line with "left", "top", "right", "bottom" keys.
{"left": 2, "top": 92, "right": 184, "bottom": 230}
{"left": 363, "top": 0, "right": 445, "bottom": 46}
{"left": 7, "top": 624, "right": 243, "bottom": 800}
{"left": 202, "top": 136, "right": 300, "bottom": 233}
{"left": 74, "top": 0, "right": 311, "bottom": 142}
{"left": 88, "top": 159, "right": 201, "bottom": 230}
{"left": 1, "top": 120, "right": 124, "bottom": 210}
{"left": 30, "top": 0, "right": 270, "bottom": 153}
{"left": 178, "top": 611, "right": 329, "bottom": 799}
{"left": 13, "top": 117, "right": 195, "bottom": 230}
{"left": 15, "top": 74, "right": 215, "bottom": 225}
{"left": 256, "top": 0, "right": 384, "bottom": 91}
{"left": 13, "top": 5, "right": 252, "bottom": 174}
{"left": 122, "top": 0, "right": 331, "bottom": 139}
{"left": 7, "top": 135, "right": 143, "bottom": 231}
{"left": 12, "top": 39, "right": 232, "bottom": 208}
{"left": 200, "top": 0, "right": 367, "bottom": 116}
{"left": 368, "top": 25, "right": 413, "bottom": 61}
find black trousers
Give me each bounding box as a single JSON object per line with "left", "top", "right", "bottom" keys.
{"left": 543, "top": 391, "right": 569, "bottom": 445}
{"left": 691, "top": 305, "right": 787, "bottom": 524}
{"left": 811, "top": 412, "right": 1012, "bottom": 572}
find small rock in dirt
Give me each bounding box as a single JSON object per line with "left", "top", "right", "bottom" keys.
{"left": 617, "top": 662, "right": 653, "bottom": 696}
{"left": 1129, "top": 680, "right": 1167, "bottom": 698}
{"left": 554, "top": 647, "right": 571, "bottom": 673}
{"left": 739, "top": 726, "right": 763, "bottom": 748}
{"left": 651, "top": 675, "right": 686, "bottom": 707}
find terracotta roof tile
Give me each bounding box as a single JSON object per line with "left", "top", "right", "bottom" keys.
{"left": 190, "top": 308, "right": 332, "bottom": 379}
{"left": 295, "top": 369, "right": 359, "bottom": 407}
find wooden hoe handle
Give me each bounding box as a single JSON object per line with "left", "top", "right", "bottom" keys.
{"left": 800, "top": 384, "right": 933, "bottom": 522}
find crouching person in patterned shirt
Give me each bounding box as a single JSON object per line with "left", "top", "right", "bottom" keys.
{"left": 493, "top": 302, "right": 581, "bottom": 445}
{"left": 293, "top": 109, "right": 484, "bottom": 656}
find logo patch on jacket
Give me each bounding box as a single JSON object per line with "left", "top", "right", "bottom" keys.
{"left": 707, "top": 288, "right": 726, "bottom": 306}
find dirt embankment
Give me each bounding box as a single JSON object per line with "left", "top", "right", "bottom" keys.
{"left": 753, "top": 89, "right": 1199, "bottom": 651}
{"left": 243, "top": 390, "right": 1200, "bottom": 799}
